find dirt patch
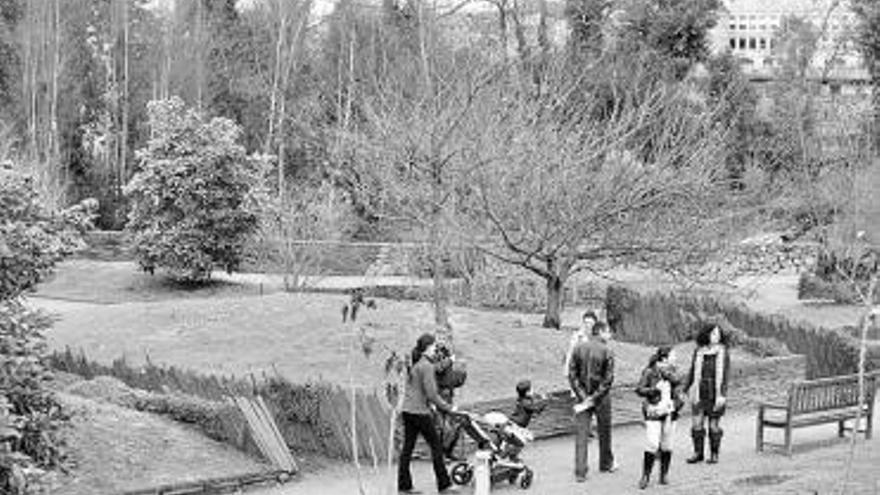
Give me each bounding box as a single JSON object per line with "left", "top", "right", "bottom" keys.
{"left": 45, "top": 392, "right": 269, "bottom": 495}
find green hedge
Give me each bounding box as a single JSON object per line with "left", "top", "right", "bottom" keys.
{"left": 605, "top": 285, "right": 873, "bottom": 379}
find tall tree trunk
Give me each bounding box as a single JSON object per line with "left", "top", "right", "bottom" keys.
{"left": 495, "top": 0, "right": 508, "bottom": 62}
{"left": 161, "top": 1, "right": 173, "bottom": 100}
{"left": 265, "top": 1, "right": 287, "bottom": 154}
{"left": 121, "top": 0, "right": 129, "bottom": 195}
{"left": 429, "top": 222, "right": 451, "bottom": 338}
{"left": 873, "top": 73, "right": 880, "bottom": 154}
{"left": 51, "top": 0, "right": 60, "bottom": 170}
{"left": 542, "top": 258, "right": 572, "bottom": 329}
{"left": 543, "top": 273, "right": 564, "bottom": 329}
{"left": 535, "top": 0, "right": 550, "bottom": 90}
{"left": 510, "top": 3, "right": 529, "bottom": 66}
{"left": 195, "top": 0, "right": 204, "bottom": 111}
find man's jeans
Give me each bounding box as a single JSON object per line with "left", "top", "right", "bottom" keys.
{"left": 574, "top": 395, "right": 614, "bottom": 478}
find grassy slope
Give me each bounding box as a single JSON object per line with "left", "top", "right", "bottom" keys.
{"left": 46, "top": 392, "right": 269, "bottom": 495}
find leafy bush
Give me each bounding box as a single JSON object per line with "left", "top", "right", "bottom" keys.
{"left": 1, "top": 164, "right": 94, "bottom": 493}
{"left": 124, "top": 98, "right": 261, "bottom": 282}
{"left": 0, "top": 165, "right": 95, "bottom": 300}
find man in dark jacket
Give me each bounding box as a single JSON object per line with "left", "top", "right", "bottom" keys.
{"left": 568, "top": 321, "right": 617, "bottom": 482}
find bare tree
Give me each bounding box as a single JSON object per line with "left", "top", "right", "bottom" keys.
{"left": 260, "top": 0, "right": 313, "bottom": 198}
{"left": 462, "top": 54, "right": 743, "bottom": 328}
{"left": 19, "top": 0, "right": 64, "bottom": 208}
{"left": 331, "top": 1, "right": 500, "bottom": 338}
{"left": 252, "top": 181, "right": 354, "bottom": 291}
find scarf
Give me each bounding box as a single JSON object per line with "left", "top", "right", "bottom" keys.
{"left": 690, "top": 345, "right": 725, "bottom": 403}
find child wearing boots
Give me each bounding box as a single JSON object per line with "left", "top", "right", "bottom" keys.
{"left": 635, "top": 346, "right": 683, "bottom": 489}
{"left": 683, "top": 322, "right": 731, "bottom": 465}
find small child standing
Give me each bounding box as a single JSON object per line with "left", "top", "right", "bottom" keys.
{"left": 510, "top": 380, "right": 547, "bottom": 428}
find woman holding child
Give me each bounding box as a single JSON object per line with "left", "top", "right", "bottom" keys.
{"left": 635, "top": 346, "right": 683, "bottom": 489}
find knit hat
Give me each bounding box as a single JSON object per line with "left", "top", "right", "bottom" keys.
{"left": 516, "top": 379, "right": 532, "bottom": 396}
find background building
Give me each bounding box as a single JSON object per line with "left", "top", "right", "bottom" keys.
{"left": 710, "top": 0, "right": 868, "bottom": 84}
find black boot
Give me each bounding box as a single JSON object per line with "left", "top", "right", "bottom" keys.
{"left": 707, "top": 429, "right": 723, "bottom": 464}
{"left": 658, "top": 450, "right": 671, "bottom": 485}
{"left": 686, "top": 429, "right": 705, "bottom": 464}
{"left": 639, "top": 451, "right": 655, "bottom": 489}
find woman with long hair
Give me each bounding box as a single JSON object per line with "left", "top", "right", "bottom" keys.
{"left": 683, "top": 322, "right": 731, "bottom": 465}
{"left": 398, "top": 333, "right": 460, "bottom": 494}
{"left": 635, "top": 346, "right": 682, "bottom": 489}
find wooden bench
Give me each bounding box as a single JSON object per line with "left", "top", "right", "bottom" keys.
{"left": 756, "top": 373, "right": 877, "bottom": 456}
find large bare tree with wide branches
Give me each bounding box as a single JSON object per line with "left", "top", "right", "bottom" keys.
{"left": 461, "top": 53, "right": 749, "bottom": 327}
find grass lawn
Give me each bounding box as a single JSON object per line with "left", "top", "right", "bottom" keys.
{"left": 34, "top": 261, "right": 767, "bottom": 404}
{"left": 35, "top": 259, "right": 278, "bottom": 304}
{"left": 732, "top": 273, "right": 866, "bottom": 329}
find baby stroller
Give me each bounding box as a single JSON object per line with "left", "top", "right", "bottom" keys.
{"left": 448, "top": 410, "right": 535, "bottom": 489}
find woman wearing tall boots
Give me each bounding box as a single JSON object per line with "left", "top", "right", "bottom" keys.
{"left": 683, "top": 322, "right": 731, "bottom": 465}
{"left": 635, "top": 346, "right": 683, "bottom": 489}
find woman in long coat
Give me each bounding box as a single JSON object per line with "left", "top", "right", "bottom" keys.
{"left": 683, "top": 322, "right": 731, "bottom": 465}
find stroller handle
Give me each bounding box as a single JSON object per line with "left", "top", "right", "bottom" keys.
{"left": 449, "top": 409, "right": 475, "bottom": 420}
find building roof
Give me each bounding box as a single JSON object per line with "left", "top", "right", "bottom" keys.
{"left": 721, "top": 0, "right": 850, "bottom": 16}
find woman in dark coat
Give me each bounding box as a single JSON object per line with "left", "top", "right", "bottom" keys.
{"left": 635, "top": 346, "right": 683, "bottom": 489}
{"left": 683, "top": 322, "right": 731, "bottom": 465}
{"left": 397, "top": 333, "right": 460, "bottom": 494}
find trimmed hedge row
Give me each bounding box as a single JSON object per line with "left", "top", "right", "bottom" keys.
{"left": 606, "top": 285, "right": 880, "bottom": 379}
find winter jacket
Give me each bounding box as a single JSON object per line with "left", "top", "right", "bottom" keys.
{"left": 510, "top": 395, "right": 547, "bottom": 428}
{"left": 567, "top": 337, "right": 615, "bottom": 404}
{"left": 402, "top": 356, "right": 453, "bottom": 415}
{"left": 683, "top": 345, "right": 730, "bottom": 413}
{"left": 635, "top": 364, "right": 684, "bottom": 420}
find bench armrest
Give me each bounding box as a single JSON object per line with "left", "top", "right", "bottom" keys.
{"left": 758, "top": 402, "right": 787, "bottom": 410}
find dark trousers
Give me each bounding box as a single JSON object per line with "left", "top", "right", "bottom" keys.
{"left": 574, "top": 395, "right": 614, "bottom": 477}
{"left": 398, "top": 412, "right": 452, "bottom": 492}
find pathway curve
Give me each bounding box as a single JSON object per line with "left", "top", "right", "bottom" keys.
{"left": 251, "top": 402, "right": 880, "bottom": 495}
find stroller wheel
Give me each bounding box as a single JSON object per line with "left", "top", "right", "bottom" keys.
{"left": 451, "top": 462, "right": 473, "bottom": 485}
{"left": 517, "top": 468, "right": 534, "bottom": 489}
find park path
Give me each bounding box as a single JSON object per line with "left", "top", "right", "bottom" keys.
{"left": 252, "top": 403, "right": 880, "bottom": 495}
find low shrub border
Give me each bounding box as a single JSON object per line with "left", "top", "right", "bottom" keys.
{"left": 605, "top": 285, "right": 880, "bottom": 379}
{"left": 48, "top": 349, "right": 369, "bottom": 461}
